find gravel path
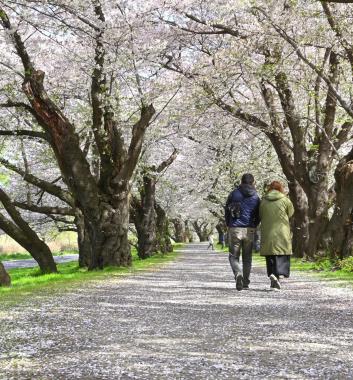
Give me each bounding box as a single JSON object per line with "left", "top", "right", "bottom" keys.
{"left": 1, "top": 243, "right": 353, "bottom": 380}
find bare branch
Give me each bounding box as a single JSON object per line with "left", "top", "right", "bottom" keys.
{"left": 334, "top": 121, "right": 353, "bottom": 149}
{"left": 0, "top": 100, "right": 36, "bottom": 116}
{"left": 184, "top": 13, "right": 246, "bottom": 38}
{"left": 0, "top": 186, "right": 38, "bottom": 236}
{"left": 202, "top": 82, "right": 269, "bottom": 130}
{"left": 0, "top": 129, "right": 49, "bottom": 141}
{"left": 116, "top": 104, "right": 155, "bottom": 182}
{"left": 13, "top": 202, "right": 75, "bottom": 216}
{"left": 156, "top": 149, "right": 179, "bottom": 173}
{"left": 321, "top": 2, "right": 353, "bottom": 75}
{"left": 0, "top": 6, "right": 34, "bottom": 75}
{"left": 0, "top": 158, "right": 74, "bottom": 206}
{"left": 254, "top": 7, "right": 353, "bottom": 119}
{"left": 320, "top": 1, "right": 353, "bottom": 3}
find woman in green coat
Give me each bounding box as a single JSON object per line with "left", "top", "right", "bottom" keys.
{"left": 260, "top": 181, "right": 294, "bottom": 290}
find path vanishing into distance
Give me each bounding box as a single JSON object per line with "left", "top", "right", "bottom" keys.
{"left": 1, "top": 244, "right": 353, "bottom": 380}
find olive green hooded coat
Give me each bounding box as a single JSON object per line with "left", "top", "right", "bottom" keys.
{"left": 259, "top": 190, "right": 294, "bottom": 256}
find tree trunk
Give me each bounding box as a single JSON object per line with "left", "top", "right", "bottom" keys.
{"left": 20, "top": 64, "right": 148, "bottom": 271}
{"left": 87, "top": 194, "right": 131, "bottom": 270}
{"left": 32, "top": 242, "right": 58, "bottom": 273}
{"left": 75, "top": 210, "right": 92, "bottom": 268}
{"left": 0, "top": 262, "right": 11, "bottom": 287}
{"left": 288, "top": 181, "right": 309, "bottom": 259}
{"left": 155, "top": 203, "right": 173, "bottom": 253}
{"left": 215, "top": 221, "right": 226, "bottom": 244}
{"left": 132, "top": 176, "right": 158, "bottom": 259}
{"left": 0, "top": 216, "right": 57, "bottom": 273}
{"left": 0, "top": 188, "right": 57, "bottom": 274}
{"left": 131, "top": 148, "right": 177, "bottom": 257}
{"left": 0, "top": 9, "right": 155, "bottom": 270}
{"left": 307, "top": 213, "right": 329, "bottom": 258}
{"left": 192, "top": 221, "right": 210, "bottom": 242}
{"left": 326, "top": 155, "right": 353, "bottom": 259}
{"left": 184, "top": 220, "right": 193, "bottom": 242}
{"left": 15, "top": 233, "right": 57, "bottom": 273}
{"left": 172, "top": 218, "right": 185, "bottom": 243}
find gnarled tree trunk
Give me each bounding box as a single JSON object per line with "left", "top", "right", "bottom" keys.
{"left": 132, "top": 150, "right": 177, "bottom": 258}
{"left": 215, "top": 221, "right": 226, "bottom": 244}
{"left": 75, "top": 210, "right": 91, "bottom": 268}
{"left": 288, "top": 181, "right": 309, "bottom": 258}
{"left": 0, "top": 188, "right": 57, "bottom": 274}
{"left": 172, "top": 218, "right": 185, "bottom": 243}
{"left": 184, "top": 220, "right": 193, "bottom": 242}
{"left": 192, "top": 220, "right": 212, "bottom": 242}
{"left": 88, "top": 192, "right": 132, "bottom": 269}
{"left": 326, "top": 152, "right": 353, "bottom": 259}
{"left": 155, "top": 203, "right": 173, "bottom": 253}
{"left": 0, "top": 8, "right": 154, "bottom": 270}
{"left": 0, "top": 262, "right": 11, "bottom": 287}
{"left": 131, "top": 175, "right": 158, "bottom": 259}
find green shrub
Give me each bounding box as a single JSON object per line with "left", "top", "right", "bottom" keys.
{"left": 337, "top": 256, "right": 353, "bottom": 272}
{"left": 312, "top": 258, "right": 333, "bottom": 271}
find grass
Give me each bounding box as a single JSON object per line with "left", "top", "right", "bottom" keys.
{"left": 215, "top": 243, "right": 353, "bottom": 286}
{"left": 290, "top": 257, "right": 353, "bottom": 285}
{"left": 0, "top": 247, "right": 181, "bottom": 306}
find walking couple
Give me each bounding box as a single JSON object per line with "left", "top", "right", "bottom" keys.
{"left": 225, "top": 173, "right": 294, "bottom": 291}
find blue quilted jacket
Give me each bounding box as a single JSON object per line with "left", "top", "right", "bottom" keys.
{"left": 225, "top": 184, "right": 260, "bottom": 228}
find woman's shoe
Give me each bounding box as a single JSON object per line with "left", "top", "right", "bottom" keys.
{"left": 269, "top": 274, "right": 281, "bottom": 290}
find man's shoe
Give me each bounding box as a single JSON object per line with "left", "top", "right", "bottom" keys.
{"left": 269, "top": 274, "right": 281, "bottom": 290}
{"left": 236, "top": 274, "right": 243, "bottom": 291}
{"left": 243, "top": 285, "right": 250, "bottom": 290}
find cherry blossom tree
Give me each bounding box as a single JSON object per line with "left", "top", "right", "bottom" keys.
{"left": 0, "top": 1, "right": 157, "bottom": 269}
{"left": 153, "top": 0, "right": 353, "bottom": 258}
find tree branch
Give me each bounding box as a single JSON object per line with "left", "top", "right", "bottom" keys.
{"left": 334, "top": 122, "right": 353, "bottom": 149}
{"left": 13, "top": 202, "right": 75, "bottom": 216}
{"left": 156, "top": 148, "right": 179, "bottom": 173}
{"left": 116, "top": 104, "right": 155, "bottom": 182}
{"left": 259, "top": 81, "right": 296, "bottom": 181}
{"left": 274, "top": 72, "right": 308, "bottom": 175}
{"left": 0, "top": 129, "right": 49, "bottom": 141}
{"left": 314, "top": 48, "right": 331, "bottom": 137}
{"left": 0, "top": 100, "right": 36, "bottom": 115}
{"left": 185, "top": 13, "right": 245, "bottom": 37}
{"left": 0, "top": 186, "right": 38, "bottom": 237}
{"left": 0, "top": 158, "right": 73, "bottom": 206}
{"left": 321, "top": 2, "right": 353, "bottom": 77}
{"left": 320, "top": 1, "right": 353, "bottom": 3}
{"left": 202, "top": 82, "right": 269, "bottom": 130}
{"left": 254, "top": 7, "right": 353, "bottom": 119}
{"left": 161, "top": 12, "right": 246, "bottom": 38}
{"left": 0, "top": 6, "right": 34, "bottom": 75}
{"left": 90, "top": 0, "right": 109, "bottom": 162}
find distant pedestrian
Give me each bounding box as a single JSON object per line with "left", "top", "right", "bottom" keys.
{"left": 207, "top": 235, "right": 214, "bottom": 250}
{"left": 260, "top": 181, "right": 294, "bottom": 291}
{"left": 225, "top": 173, "right": 260, "bottom": 291}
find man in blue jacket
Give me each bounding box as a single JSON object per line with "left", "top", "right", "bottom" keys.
{"left": 225, "top": 173, "right": 260, "bottom": 291}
